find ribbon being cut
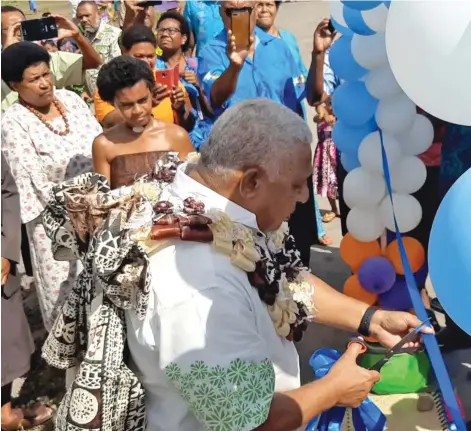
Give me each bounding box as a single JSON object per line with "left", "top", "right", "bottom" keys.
{"left": 314, "top": 0, "right": 470, "bottom": 429}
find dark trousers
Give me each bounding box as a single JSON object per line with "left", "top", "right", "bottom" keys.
{"left": 289, "top": 176, "right": 319, "bottom": 267}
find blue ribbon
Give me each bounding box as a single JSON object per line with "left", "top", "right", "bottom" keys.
{"left": 305, "top": 349, "right": 387, "bottom": 431}
{"left": 379, "top": 130, "right": 466, "bottom": 431}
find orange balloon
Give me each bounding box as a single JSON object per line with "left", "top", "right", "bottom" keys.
{"left": 386, "top": 237, "right": 425, "bottom": 275}
{"left": 343, "top": 275, "right": 378, "bottom": 306}
{"left": 340, "top": 233, "right": 382, "bottom": 272}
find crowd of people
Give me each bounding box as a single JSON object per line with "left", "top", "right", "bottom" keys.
{"left": 1, "top": 1, "right": 469, "bottom": 430}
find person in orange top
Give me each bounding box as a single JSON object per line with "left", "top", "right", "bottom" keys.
{"left": 94, "top": 25, "right": 195, "bottom": 131}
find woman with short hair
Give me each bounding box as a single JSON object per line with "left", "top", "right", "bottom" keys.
{"left": 92, "top": 55, "right": 193, "bottom": 189}
{"left": 156, "top": 11, "right": 213, "bottom": 126}
{"left": 1, "top": 41, "right": 102, "bottom": 332}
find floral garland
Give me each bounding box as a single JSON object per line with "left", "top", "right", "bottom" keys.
{"left": 131, "top": 153, "right": 315, "bottom": 342}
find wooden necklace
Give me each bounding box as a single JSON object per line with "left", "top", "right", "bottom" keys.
{"left": 20, "top": 97, "right": 70, "bottom": 136}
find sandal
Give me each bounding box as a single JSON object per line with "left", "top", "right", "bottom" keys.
{"left": 318, "top": 235, "right": 333, "bottom": 246}
{"left": 321, "top": 212, "right": 337, "bottom": 223}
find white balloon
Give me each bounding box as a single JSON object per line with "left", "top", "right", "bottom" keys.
{"left": 343, "top": 168, "right": 386, "bottom": 209}
{"left": 330, "top": 0, "right": 348, "bottom": 27}
{"left": 351, "top": 33, "right": 388, "bottom": 70}
{"left": 365, "top": 65, "right": 401, "bottom": 100}
{"left": 375, "top": 92, "right": 416, "bottom": 134}
{"left": 386, "top": 2, "right": 471, "bottom": 126}
{"left": 396, "top": 114, "right": 434, "bottom": 156}
{"left": 389, "top": 156, "right": 427, "bottom": 194}
{"left": 358, "top": 131, "right": 402, "bottom": 175}
{"left": 347, "top": 206, "right": 385, "bottom": 242}
{"left": 379, "top": 193, "right": 422, "bottom": 233}
{"left": 362, "top": 3, "right": 389, "bottom": 32}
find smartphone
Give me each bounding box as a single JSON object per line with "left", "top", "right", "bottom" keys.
{"left": 155, "top": 65, "right": 179, "bottom": 89}
{"left": 21, "top": 17, "right": 58, "bottom": 42}
{"left": 327, "top": 19, "right": 336, "bottom": 34}
{"left": 137, "top": 0, "right": 163, "bottom": 8}
{"left": 231, "top": 9, "right": 251, "bottom": 51}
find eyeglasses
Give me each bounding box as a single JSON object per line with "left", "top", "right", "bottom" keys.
{"left": 157, "top": 27, "right": 181, "bottom": 36}
{"left": 223, "top": 7, "right": 253, "bottom": 17}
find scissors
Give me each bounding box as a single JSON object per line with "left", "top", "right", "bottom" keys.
{"left": 347, "top": 318, "right": 432, "bottom": 372}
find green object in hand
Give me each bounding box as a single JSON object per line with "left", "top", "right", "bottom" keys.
{"left": 360, "top": 351, "right": 431, "bottom": 395}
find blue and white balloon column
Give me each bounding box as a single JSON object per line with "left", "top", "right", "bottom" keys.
{"left": 330, "top": 0, "right": 433, "bottom": 243}
{"left": 329, "top": 2, "right": 468, "bottom": 430}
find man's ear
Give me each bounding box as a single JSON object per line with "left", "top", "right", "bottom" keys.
{"left": 238, "top": 167, "right": 265, "bottom": 200}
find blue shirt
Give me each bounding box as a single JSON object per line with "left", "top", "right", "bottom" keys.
{"left": 278, "top": 29, "right": 308, "bottom": 78}
{"left": 197, "top": 27, "right": 305, "bottom": 120}
{"left": 184, "top": 1, "right": 224, "bottom": 57}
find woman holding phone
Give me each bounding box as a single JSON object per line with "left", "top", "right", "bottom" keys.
{"left": 92, "top": 55, "right": 193, "bottom": 189}
{"left": 94, "top": 25, "right": 194, "bottom": 132}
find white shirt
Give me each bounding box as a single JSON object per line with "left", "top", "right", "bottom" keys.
{"left": 125, "top": 164, "right": 301, "bottom": 431}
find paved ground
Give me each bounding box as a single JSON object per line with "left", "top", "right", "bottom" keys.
{"left": 276, "top": 2, "right": 471, "bottom": 428}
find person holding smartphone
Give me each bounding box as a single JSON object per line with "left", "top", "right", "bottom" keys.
{"left": 197, "top": 0, "right": 319, "bottom": 266}
{"left": 1, "top": 5, "right": 102, "bottom": 112}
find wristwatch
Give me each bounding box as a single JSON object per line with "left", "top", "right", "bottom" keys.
{"left": 358, "top": 306, "right": 377, "bottom": 337}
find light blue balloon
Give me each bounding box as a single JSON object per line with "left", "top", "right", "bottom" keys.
{"left": 332, "top": 118, "right": 377, "bottom": 154}
{"left": 330, "top": 16, "right": 353, "bottom": 37}
{"left": 429, "top": 168, "right": 471, "bottom": 336}
{"left": 332, "top": 81, "right": 378, "bottom": 127}
{"left": 343, "top": 6, "right": 376, "bottom": 35}
{"left": 341, "top": 0, "right": 383, "bottom": 10}
{"left": 329, "top": 36, "right": 368, "bottom": 82}
{"left": 340, "top": 152, "right": 361, "bottom": 172}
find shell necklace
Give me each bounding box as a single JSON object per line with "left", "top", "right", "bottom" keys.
{"left": 20, "top": 97, "right": 70, "bottom": 137}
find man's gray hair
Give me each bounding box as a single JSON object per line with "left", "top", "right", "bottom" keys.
{"left": 199, "top": 98, "right": 312, "bottom": 179}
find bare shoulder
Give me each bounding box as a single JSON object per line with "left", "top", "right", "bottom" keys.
{"left": 166, "top": 123, "right": 194, "bottom": 156}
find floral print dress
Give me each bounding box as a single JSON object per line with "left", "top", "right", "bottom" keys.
{"left": 1, "top": 89, "right": 102, "bottom": 331}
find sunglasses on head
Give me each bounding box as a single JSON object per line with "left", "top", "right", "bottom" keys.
{"left": 223, "top": 7, "right": 253, "bottom": 17}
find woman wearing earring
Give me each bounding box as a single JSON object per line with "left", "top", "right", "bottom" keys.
{"left": 1, "top": 42, "right": 102, "bottom": 332}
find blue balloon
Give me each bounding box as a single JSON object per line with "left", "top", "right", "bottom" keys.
{"left": 332, "top": 81, "right": 378, "bottom": 127}
{"left": 332, "top": 118, "right": 377, "bottom": 154}
{"left": 429, "top": 168, "right": 471, "bottom": 336}
{"left": 343, "top": 6, "right": 376, "bottom": 35}
{"left": 378, "top": 279, "right": 413, "bottom": 311}
{"left": 358, "top": 256, "right": 396, "bottom": 294}
{"left": 341, "top": 0, "right": 382, "bottom": 11}
{"left": 340, "top": 152, "right": 360, "bottom": 172}
{"left": 330, "top": 16, "right": 353, "bottom": 37}
{"left": 329, "top": 36, "right": 368, "bottom": 82}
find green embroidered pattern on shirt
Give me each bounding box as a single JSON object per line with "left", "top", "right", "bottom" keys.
{"left": 165, "top": 358, "right": 275, "bottom": 431}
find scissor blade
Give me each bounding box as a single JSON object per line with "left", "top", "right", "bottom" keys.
{"left": 388, "top": 317, "right": 432, "bottom": 354}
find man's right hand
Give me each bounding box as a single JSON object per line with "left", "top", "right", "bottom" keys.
{"left": 326, "top": 342, "right": 380, "bottom": 408}
{"left": 226, "top": 30, "right": 254, "bottom": 68}
{"left": 3, "top": 21, "right": 22, "bottom": 49}
{"left": 52, "top": 15, "right": 80, "bottom": 41}
{"left": 313, "top": 18, "right": 336, "bottom": 54}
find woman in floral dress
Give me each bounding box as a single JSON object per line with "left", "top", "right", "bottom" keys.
{"left": 1, "top": 42, "right": 102, "bottom": 331}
